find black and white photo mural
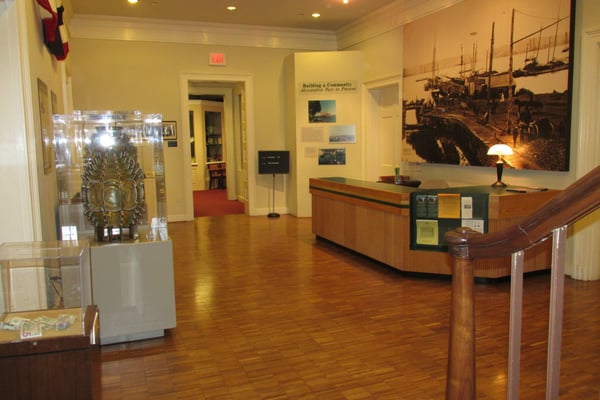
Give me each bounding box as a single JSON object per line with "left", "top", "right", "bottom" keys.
{"left": 402, "top": 0, "right": 574, "bottom": 171}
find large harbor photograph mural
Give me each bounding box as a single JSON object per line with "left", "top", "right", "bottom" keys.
{"left": 402, "top": 0, "right": 573, "bottom": 171}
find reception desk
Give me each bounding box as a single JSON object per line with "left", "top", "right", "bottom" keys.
{"left": 309, "top": 177, "right": 561, "bottom": 278}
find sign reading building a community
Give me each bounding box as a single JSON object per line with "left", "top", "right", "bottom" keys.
{"left": 299, "top": 81, "right": 358, "bottom": 94}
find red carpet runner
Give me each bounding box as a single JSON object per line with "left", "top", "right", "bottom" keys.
{"left": 193, "top": 189, "right": 245, "bottom": 217}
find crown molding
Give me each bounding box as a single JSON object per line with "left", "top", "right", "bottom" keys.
{"left": 68, "top": 14, "right": 338, "bottom": 51}
{"left": 337, "top": 0, "right": 464, "bottom": 49}
{"left": 68, "top": 1, "right": 463, "bottom": 51}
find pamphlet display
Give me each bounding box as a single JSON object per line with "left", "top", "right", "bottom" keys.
{"left": 410, "top": 190, "right": 489, "bottom": 251}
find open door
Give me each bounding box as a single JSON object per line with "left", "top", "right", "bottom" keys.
{"left": 189, "top": 100, "right": 225, "bottom": 192}
{"left": 364, "top": 80, "right": 402, "bottom": 182}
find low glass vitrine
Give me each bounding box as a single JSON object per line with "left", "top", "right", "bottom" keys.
{"left": 0, "top": 240, "right": 93, "bottom": 344}
{"left": 0, "top": 241, "right": 98, "bottom": 399}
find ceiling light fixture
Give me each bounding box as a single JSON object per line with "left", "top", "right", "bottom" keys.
{"left": 343, "top": 0, "right": 349, "bottom": 4}
{"left": 312, "top": 13, "right": 321, "bottom": 18}
{"left": 128, "top": 0, "right": 138, "bottom": 4}
{"left": 227, "top": 6, "right": 237, "bottom": 11}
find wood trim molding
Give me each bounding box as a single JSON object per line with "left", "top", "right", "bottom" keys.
{"left": 68, "top": 14, "right": 338, "bottom": 51}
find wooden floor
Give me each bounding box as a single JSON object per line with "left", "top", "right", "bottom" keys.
{"left": 95, "top": 215, "right": 600, "bottom": 399}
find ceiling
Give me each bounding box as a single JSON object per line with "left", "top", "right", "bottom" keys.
{"left": 68, "top": 0, "right": 399, "bottom": 31}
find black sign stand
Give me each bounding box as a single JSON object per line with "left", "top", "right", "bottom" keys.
{"left": 268, "top": 173, "right": 280, "bottom": 218}
{"left": 258, "top": 151, "right": 289, "bottom": 219}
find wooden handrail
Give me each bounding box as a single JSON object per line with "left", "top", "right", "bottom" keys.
{"left": 445, "top": 164, "right": 600, "bottom": 399}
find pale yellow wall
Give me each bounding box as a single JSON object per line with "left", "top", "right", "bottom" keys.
{"left": 344, "top": 28, "right": 404, "bottom": 84}
{"left": 8, "top": 0, "right": 596, "bottom": 239}
{"left": 344, "top": 0, "right": 600, "bottom": 192}
{"left": 287, "top": 51, "right": 365, "bottom": 217}
{"left": 69, "top": 38, "right": 300, "bottom": 220}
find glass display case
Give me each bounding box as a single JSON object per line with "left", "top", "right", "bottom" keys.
{"left": 0, "top": 241, "right": 92, "bottom": 344}
{"left": 0, "top": 241, "right": 98, "bottom": 399}
{"left": 53, "top": 110, "right": 168, "bottom": 242}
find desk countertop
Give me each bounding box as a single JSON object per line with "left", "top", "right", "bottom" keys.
{"left": 310, "top": 177, "right": 552, "bottom": 196}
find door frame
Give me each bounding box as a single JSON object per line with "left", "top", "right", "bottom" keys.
{"left": 189, "top": 95, "right": 233, "bottom": 196}
{"left": 363, "top": 75, "right": 402, "bottom": 182}
{"left": 179, "top": 72, "right": 256, "bottom": 220}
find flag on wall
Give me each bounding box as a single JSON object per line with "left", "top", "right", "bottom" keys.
{"left": 35, "top": 0, "right": 69, "bottom": 60}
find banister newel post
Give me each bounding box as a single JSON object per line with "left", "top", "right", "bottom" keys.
{"left": 445, "top": 227, "right": 481, "bottom": 400}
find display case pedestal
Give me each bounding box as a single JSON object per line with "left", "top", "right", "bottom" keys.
{"left": 90, "top": 239, "right": 176, "bottom": 345}
{"left": 0, "top": 305, "right": 99, "bottom": 399}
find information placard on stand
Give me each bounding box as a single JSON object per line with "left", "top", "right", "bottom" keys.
{"left": 258, "top": 151, "right": 290, "bottom": 218}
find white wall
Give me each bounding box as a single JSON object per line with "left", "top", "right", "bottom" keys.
{"left": 0, "top": 0, "right": 68, "bottom": 242}
{"left": 0, "top": 1, "right": 38, "bottom": 242}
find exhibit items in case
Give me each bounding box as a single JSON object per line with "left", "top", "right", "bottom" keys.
{"left": 81, "top": 125, "right": 146, "bottom": 241}
{"left": 53, "top": 111, "right": 169, "bottom": 242}
{"left": 0, "top": 241, "right": 92, "bottom": 344}
{"left": 0, "top": 241, "right": 99, "bottom": 399}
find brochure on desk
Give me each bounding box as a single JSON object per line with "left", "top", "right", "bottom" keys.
{"left": 410, "top": 191, "right": 489, "bottom": 251}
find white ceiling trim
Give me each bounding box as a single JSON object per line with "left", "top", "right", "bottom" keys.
{"left": 337, "top": 0, "right": 464, "bottom": 49}
{"left": 69, "top": 14, "right": 338, "bottom": 51}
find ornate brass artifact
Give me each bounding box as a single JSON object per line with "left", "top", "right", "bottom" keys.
{"left": 81, "top": 126, "right": 146, "bottom": 241}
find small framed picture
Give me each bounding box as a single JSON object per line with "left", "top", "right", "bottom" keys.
{"left": 37, "top": 78, "right": 53, "bottom": 174}
{"left": 162, "top": 121, "right": 177, "bottom": 140}
{"left": 318, "top": 147, "right": 346, "bottom": 165}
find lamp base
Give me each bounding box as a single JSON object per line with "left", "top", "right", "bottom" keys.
{"left": 491, "top": 161, "right": 507, "bottom": 188}
{"left": 267, "top": 212, "right": 280, "bottom": 218}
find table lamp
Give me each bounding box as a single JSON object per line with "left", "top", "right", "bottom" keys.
{"left": 487, "top": 144, "right": 513, "bottom": 187}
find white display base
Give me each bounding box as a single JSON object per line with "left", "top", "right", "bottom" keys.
{"left": 99, "top": 329, "right": 166, "bottom": 345}
{"left": 89, "top": 239, "right": 176, "bottom": 345}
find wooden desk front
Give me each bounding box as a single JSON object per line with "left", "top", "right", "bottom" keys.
{"left": 309, "top": 178, "right": 561, "bottom": 278}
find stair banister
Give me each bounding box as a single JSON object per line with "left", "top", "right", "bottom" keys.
{"left": 445, "top": 164, "right": 600, "bottom": 399}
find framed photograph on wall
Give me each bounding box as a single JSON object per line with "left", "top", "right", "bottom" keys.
{"left": 308, "top": 100, "right": 337, "bottom": 123}
{"left": 162, "top": 121, "right": 177, "bottom": 140}
{"left": 37, "top": 78, "right": 53, "bottom": 174}
{"left": 328, "top": 125, "right": 356, "bottom": 143}
{"left": 318, "top": 148, "right": 346, "bottom": 165}
{"left": 401, "top": 0, "right": 574, "bottom": 171}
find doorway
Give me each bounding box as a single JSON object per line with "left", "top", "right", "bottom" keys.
{"left": 189, "top": 98, "right": 225, "bottom": 191}
{"left": 188, "top": 97, "right": 241, "bottom": 217}
{"left": 364, "top": 78, "right": 402, "bottom": 182}
{"left": 179, "top": 73, "right": 257, "bottom": 220}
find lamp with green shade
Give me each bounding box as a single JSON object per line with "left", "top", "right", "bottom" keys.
{"left": 487, "top": 144, "right": 513, "bottom": 187}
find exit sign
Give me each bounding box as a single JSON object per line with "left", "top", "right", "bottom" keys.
{"left": 209, "top": 53, "right": 226, "bottom": 66}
